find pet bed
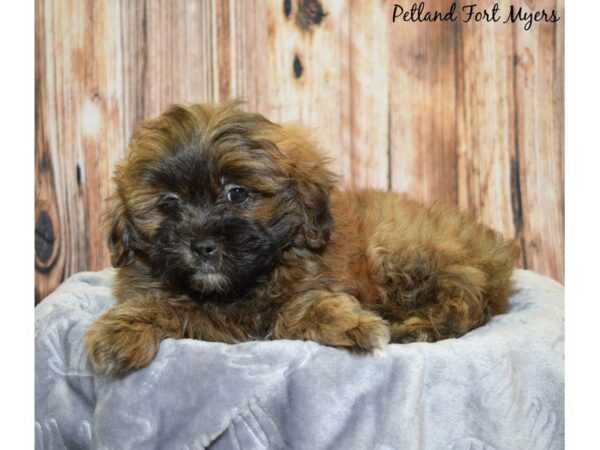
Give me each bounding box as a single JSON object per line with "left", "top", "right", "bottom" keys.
{"left": 35, "top": 268, "right": 564, "bottom": 449}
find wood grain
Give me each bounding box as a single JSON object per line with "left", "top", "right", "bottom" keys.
{"left": 345, "top": 0, "right": 390, "bottom": 189}
{"left": 389, "top": 0, "right": 458, "bottom": 205}
{"left": 35, "top": 0, "right": 565, "bottom": 302}
{"left": 513, "top": 0, "right": 564, "bottom": 281}
{"left": 455, "top": 0, "right": 518, "bottom": 240}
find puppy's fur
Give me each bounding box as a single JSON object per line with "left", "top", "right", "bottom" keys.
{"left": 85, "top": 101, "right": 518, "bottom": 376}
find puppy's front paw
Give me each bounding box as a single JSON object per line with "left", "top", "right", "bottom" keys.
{"left": 275, "top": 292, "right": 391, "bottom": 353}
{"left": 313, "top": 294, "right": 391, "bottom": 352}
{"left": 84, "top": 314, "right": 158, "bottom": 377}
{"left": 343, "top": 313, "right": 391, "bottom": 353}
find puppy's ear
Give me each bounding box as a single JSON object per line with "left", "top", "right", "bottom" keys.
{"left": 295, "top": 173, "right": 335, "bottom": 249}
{"left": 277, "top": 124, "right": 337, "bottom": 250}
{"left": 105, "top": 192, "right": 137, "bottom": 267}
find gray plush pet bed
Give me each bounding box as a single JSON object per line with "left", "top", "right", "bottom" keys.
{"left": 35, "top": 268, "right": 564, "bottom": 449}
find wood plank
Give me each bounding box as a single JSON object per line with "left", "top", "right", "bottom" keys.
{"left": 214, "top": 0, "right": 232, "bottom": 102}
{"left": 139, "top": 0, "right": 217, "bottom": 117}
{"left": 389, "top": 0, "right": 458, "bottom": 206}
{"left": 455, "top": 0, "right": 518, "bottom": 246}
{"left": 35, "top": 0, "right": 62, "bottom": 303}
{"left": 36, "top": 0, "right": 98, "bottom": 301}
{"left": 119, "top": 0, "right": 148, "bottom": 137}
{"left": 345, "top": 0, "right": 390, "bottom": 189}
{"left": 227, "top": 0, "right": 270, "bottom": 113}
{"left": 82, "top": 1, "right": 127, "bottom": 272}
{"left": 513, "top": 0, "right": 564, "bottom": 281}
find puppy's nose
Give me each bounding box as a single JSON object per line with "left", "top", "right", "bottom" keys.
{"left": 191, "top": 238, "right": 221, "bottom": 260}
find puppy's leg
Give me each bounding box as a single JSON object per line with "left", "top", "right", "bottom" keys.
{"left": 84, "top": 298, "right": 246, "bottom": 376}
{"left": 387, "top": 267, "right": 487, "bottom": 343}
{"left": 373, "top": 247, "right": 504, "bottom": 343}
{"left": 272, "top": 291, "right": 390, "bottom": 352}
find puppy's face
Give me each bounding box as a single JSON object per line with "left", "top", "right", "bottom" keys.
{"left": 107, "top": 102, "right": 335, "bottom": 299}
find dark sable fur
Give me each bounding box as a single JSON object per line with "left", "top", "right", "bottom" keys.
{"left": 85, "top": 100, "right": 519, "bottom": 376}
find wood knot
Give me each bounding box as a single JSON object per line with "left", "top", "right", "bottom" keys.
{"left": 293, "top": 54, "right": 303, "bottom": 78}
{"left": 35, "top": 211, "right": 55, "bottom": 266}
{"left": 295, "top": 0, "right": 327, "bottom": 31}
{"left": 283, "top": 0, "right": 292, "bottom": 18}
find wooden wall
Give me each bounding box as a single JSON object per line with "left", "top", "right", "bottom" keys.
{"left": 35, "top": 0, "right": 564, "bottom": 303}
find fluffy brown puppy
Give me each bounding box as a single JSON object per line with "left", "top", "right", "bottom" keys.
{"left": 84, "top": 101, "right": 518, "bottom": 376}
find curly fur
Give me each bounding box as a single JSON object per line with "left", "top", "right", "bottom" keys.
{"left": 84, "top": 101, "right": 518, "bottom": 376}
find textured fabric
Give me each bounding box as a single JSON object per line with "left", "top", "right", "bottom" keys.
{"left": 35, "top": 269, "right": 564, "bottom": 450}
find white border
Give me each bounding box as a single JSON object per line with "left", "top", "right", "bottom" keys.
{"left": 0, "top": 1, "right": 34, "bottom": 447}
{"left": 4, "top": 0, "right": 595, "bottom": 447}
{"left": 565, "top": 0, "right": 600, "bottom": 447}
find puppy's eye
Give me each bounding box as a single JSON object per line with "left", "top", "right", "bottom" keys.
{"left": 158, "top": 193, "right": 181, "bottom": 211}
{"left": 227, "top": 187, "right": 250, "bottom": 204}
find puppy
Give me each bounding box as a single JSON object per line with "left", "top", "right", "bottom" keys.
{"left": 84, "top": 101, "right": 518, "bottom": 376}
